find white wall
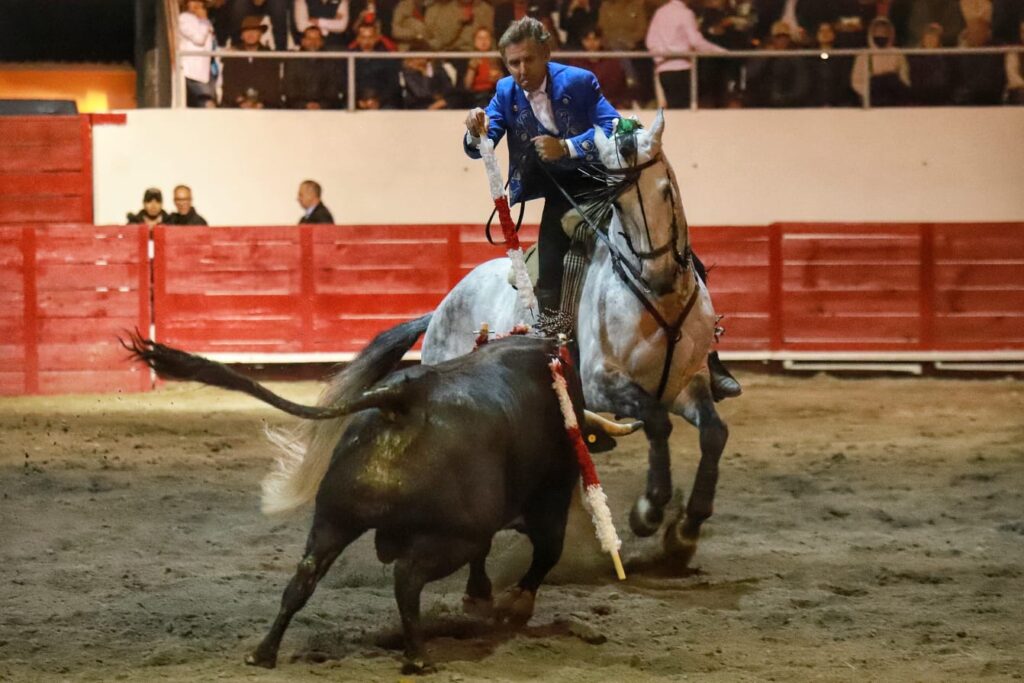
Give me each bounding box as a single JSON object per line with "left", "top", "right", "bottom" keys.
{"left": 93, "top": 108, "right": 1024, "bottom": 226}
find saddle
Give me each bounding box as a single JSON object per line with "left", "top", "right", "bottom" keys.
{"left": 508, "top": 208, "right": 598, "bottom": 335}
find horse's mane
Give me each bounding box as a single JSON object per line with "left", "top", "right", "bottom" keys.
{"left": 571, "top": 163, "right": 644, "bottom": 235}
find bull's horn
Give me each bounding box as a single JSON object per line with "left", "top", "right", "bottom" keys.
{"left": 584, "top": 410, "right": 643, "bottom": 436}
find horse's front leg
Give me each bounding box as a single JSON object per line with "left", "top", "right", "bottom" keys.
{"left": 668, "top": 372, "right": 729, "bottom": 565}
{"left": 590, "top": 371, "right": 674, "bottom": 537}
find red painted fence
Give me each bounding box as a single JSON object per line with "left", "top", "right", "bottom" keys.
{"left": 1, "top": 222, "right": 1021, "bottom": 396}
{"left": 0, "top": 224, "right": 150, "bottom": 395}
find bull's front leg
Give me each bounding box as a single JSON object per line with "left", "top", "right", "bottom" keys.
{"left": 589, "top": 371, "right": 673, "bottom": 537}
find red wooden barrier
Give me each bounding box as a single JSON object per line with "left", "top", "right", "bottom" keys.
{"left": 153, "top": 224, "right": 539, "bottom": 355}
{"left": 0, "top": 225, "right": 151, "bottom": 395}
{"left": 0, "top": 116, "right": 93, "bottom": 224}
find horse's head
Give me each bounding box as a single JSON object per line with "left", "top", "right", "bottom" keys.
{"left": 593, "top": 111, "right": 690, "bottom": 297}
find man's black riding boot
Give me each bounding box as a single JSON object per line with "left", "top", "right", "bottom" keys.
{"left": 708, "top": 351, "right": 741, "bottom": 402}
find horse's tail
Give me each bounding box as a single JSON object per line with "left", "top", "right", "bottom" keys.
{"left": 123, "top": 314, "right": 431, "bottom": 515}
{"left": 261, "top": 314, "right": 430, "bottom": 515}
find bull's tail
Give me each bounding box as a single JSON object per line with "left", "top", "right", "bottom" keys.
{"left": 262, "top": 314, "right": 430, "bottom": 515}
{"left": 124, "top": 314, "right": 432, "bottom": 515}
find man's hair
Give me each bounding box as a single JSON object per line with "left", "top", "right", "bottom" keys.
{"left": 301, "top": 180, "right": 322, "bottom": 198}
{"left": 173, "top": 184, "right": 191, "bottom": 196}
{"left": 498, "top": 17, "right": 550, "bottom": 54}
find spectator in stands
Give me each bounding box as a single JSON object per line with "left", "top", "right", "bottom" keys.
{"left": 283, "top": 25, "right": 345, "bottom": 108}
{"left": 462, "top": 27, "right": 505, "bottom": 107}
{"left": 297, "top": 180, "right": 334, "bottom": 223}
{"left": 960, "top": 0, "right": 993, "bottom": 25}
{"left": 808, "top": 21, "right": 857, "bottom": 106}
{"left": 357, "top": 86, "right": 384, "bottom": 108}
{"left": 392, "top": 0, "right": 433, "bottom": 51}
{"left": 165, "top": 185, "right": 209, "bottom": 225}
{"left": 351, "top": 21, "right": 401, "bottom": 108}
{"left": 992, "top": 0, "right": 1023, "bottom": 44}
{"left": 559, "top": 0, "right": 600, "bottom": 49}
{"left": 401, "top": 46, "right": 454, "bottom": 108}
{"left": 495, "top": 0, "right": 555, "bottom": 42}
{"left": 179, "top": 0, "right": 218, "bottom": 108}
{"left": 908, "top": 22, "right": 954, "bottom": 104}
{"left": 228, "top": 0, "right": 289, "bottom": 49}
{"left": 222, "top": 16, "right": 283, "bottom": 107}
{"left": 426, "top": 0, "right": 495, "bottom": 51}
{"left": 567, "top": 26, "right": 634, "bottom": 108}
{"left": 646, "top": 0, "right": 728, "bottom": 108}
{"left": 895, "top": 0, "right": 965, "bottom": 46}
{"left": 952, "top": 18, "right": 1006, "bottom": 103}
{"left": 599, "top": 0, "right": 652, "bottom": 104}
{"left": 127, "top": 188, "right": 169, "bottom": 227}
{"left": 293, "top": 0, "right": 349, "bottom": 49}
{"left": 745, "top": 20, "right": 811, "bottom": 107}
{"left": 350, "top": 0, "right": 396, "bottom": 41}
{"left": 1005, "top": 21, "right": 1024, "bottom": 103}
{"left": 851, "top": 16, "right": 911, "bottom": 105}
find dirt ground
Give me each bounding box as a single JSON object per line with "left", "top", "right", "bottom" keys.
{"left": 2, "top": 371, "right": 1023, "bottom": 682}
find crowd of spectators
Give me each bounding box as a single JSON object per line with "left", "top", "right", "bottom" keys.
{"left": 179, "top": 0, "right": 1024, "bottom": 109}
{"left": 126, "top": 180, "right": 335, "bottom": 225}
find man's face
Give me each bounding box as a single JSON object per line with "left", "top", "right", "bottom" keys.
{"left": 581, "top": 31, "right": 601, "bottom": 52}
{"left": 241, "top": 27, "right": 262, "bottom": 48}
{"left": 187, "top": 0, "right": 206, "bottom": 16}
{"left": 173, "top": 189, "right": 193, "bottom": 214}
{"left": 816, "top": 23, "right": 835, "bottom": 46}
{"left": 297, "top": 184, "right": 317, "bottom": 209}
{"left": 356, "top": 26, "right": 378, "bottom": 51}
{"left": 502, "top": 39, "right": 549, "bottom": 92}
{"left": 144, "top": 198, "right": 163, "bottom": 219}
{"left": 301, "top": 28, "right": 324, "bottom": 51}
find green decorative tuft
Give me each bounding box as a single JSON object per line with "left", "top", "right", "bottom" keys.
{"left": 615, "top": 118, "right": 643, "bottom": 136}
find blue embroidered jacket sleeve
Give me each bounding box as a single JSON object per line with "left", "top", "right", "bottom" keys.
{"left": 463, "top": 88, "right": 508, "bottom": 159}
{"left": 565, "top": 71, "right": 619, "bottom": 162}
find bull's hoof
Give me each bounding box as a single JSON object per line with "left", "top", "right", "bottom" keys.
{"left": 493, "top": 586, "right": 535, "bottom": 628}
{"left": 663, "top": 520, "right": 699, "bottom": 567}
{"left": 462, "top": 594, "right": 495, "bottom": 620}
{"left": 244, "top": 649, "right": 277, "bottom": 669}
{"left": 400, "top": 655, "right": 436, "bottom": 675}
{"left": 629, "top": 496, "right": 663, "bottom": 537}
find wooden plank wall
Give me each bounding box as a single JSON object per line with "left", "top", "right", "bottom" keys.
{"left": 0, "top": 117, "right": 93, "bottom": 224}
{"left": 0, "top": 225, "right": 150, "bottom": 395}
{"left": 153, "top": 224, "right": 539, "bottom": 354}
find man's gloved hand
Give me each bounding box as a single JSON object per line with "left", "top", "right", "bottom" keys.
{"left": 532, "top": 135, "right": 567, "bottom": 162}
{"left": 465, "top": 107, "right": 489, "bottom": 137}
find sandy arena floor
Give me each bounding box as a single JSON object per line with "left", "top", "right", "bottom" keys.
{"left": 1, "top": 371, "right": 1023, "bottom": 682}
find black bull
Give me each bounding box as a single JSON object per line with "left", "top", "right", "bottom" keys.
{"left": 126, "top": 315, "right": 591, "bottom": 674}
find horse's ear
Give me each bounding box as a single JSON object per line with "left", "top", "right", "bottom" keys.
{"left": 650, "top": 109, "right": 665, "bottom": 147}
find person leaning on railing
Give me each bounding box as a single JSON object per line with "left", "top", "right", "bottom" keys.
{"left": 646, "top": 0, "right": 727, "bottom": 108}
{"left": 851, "top": 16, "right": 911, "bottom": 106}
{"left": 179, "top": 0, "right": 217, "bottom": 108}
{"left": 1005, "top": 20, "right": 1024, "bottom": 103}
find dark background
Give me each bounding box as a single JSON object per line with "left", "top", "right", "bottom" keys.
{"left": 0, "top": 0, "right": 136, "bottom": 62}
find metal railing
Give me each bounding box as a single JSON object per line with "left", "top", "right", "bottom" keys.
{"left": 174, "top": 45, "right": 1022, "bottom": 111}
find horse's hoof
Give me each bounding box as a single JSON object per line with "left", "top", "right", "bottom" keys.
{"left": 629, "top": 496, "right": 663, "bottom": 537}
{"left": 663, "top": 520, "right": 698, "bottom": 566}
{"left": 462, "top": 594, "right": 495, "bottom": 620}
{"left": 493, "top": 586, "right": 535, "bottom": 628}
{"left": 244, "top": 650, "right": 277, "bottom": 669}
{"left": 401, "top": 656, "right": 436, "bottom": 675}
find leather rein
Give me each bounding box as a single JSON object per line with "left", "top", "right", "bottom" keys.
{"left": 537, "top": 143, "right": 700, "bottom": 401}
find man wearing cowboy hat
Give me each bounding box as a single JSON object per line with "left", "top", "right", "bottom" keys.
{"left": 222, "top": 15, "right": 283, "bottom": 107}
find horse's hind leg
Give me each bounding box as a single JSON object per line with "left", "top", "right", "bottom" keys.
{"left": 246, "top": 517, "right": 363, "bottom": 668}
{"left": 668, "top": 374, "right": 729, "bottom": 565}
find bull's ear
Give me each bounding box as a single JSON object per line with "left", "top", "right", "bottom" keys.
{"left": 650, "top": 109, "right": 665, "bottom": 147}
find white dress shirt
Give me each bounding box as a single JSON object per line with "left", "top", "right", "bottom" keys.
{"left": 645, "top": 0, "right": 726, "bottom": 74}
{"left": 468, "top": 76, "right": 579, "bottom": 158}
{"left": 178, "top": 11, "right": 215, "bottom": 83}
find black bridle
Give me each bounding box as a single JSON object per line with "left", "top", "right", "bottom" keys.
{"left": 537, "top": 132, "right": 700, "bottom": 400}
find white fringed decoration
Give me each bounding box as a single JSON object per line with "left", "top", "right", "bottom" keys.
{"left": 479, "top": 136, "right": 537, "bottom": 316}
{"left": 549, "top": 357, "right": 626, "bottom": 580}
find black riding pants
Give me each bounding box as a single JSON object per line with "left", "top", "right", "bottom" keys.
{"left": 534, "top": 168, "right": 603, "bottom": 297}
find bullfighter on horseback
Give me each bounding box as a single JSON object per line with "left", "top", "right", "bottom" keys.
{"left": 462, "top": 16, "right": 740, "bottom": 401}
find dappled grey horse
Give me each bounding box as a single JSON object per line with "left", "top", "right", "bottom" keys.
{"left": 422, "top": 112, "right": 729, "bottom": 564}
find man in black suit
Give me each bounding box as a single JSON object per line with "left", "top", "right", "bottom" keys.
{"left": 297, "top": 179, "right": 334, "bottom": 224}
